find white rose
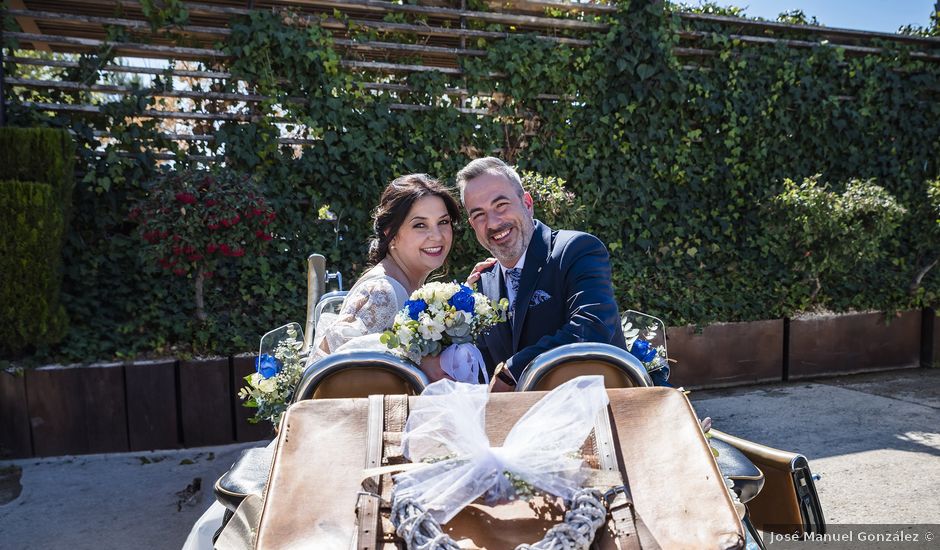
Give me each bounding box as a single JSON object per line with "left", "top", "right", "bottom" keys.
{"left": 257, "top": 377, "right": 277, "bottom": 393}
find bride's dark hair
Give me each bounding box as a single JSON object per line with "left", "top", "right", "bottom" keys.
{"left": 368, "top": 174, "right": 461, "bottom": 265}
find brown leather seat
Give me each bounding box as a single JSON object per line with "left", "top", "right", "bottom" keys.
{"left": 516, "top": 342, "right": 653, "bottom": 391}
{"left": 293, "top": 350, "right": 429, "bottom": 401}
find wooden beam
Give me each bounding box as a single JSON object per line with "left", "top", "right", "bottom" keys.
{"left": 679, "top": 30, "right": 940, "bottom": 62}
{"left": 5, "top": 77, "right": 265, "bottom": 102}
{"left": 19, "top": 101, "right": 256, "bottom": 121}
{"left": 678, "top": 11, "right": 940, "bottom": 48}
{"left": 3, "top": 8, "right": 230, "bottom": 37}
{"left": 8, "top": 56, "right": 233, "bottom": 80}
{"left": 5, "top": 32, "right": 227, "bottom": 59}
{"left": 279, "top": 0, "right": 609, "bottom": 31}
{"left": 8, "top": 0, "right": 50, "bottom": 51}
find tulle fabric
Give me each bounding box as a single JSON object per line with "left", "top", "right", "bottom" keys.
{"left": 395, "top": 376, "right": 609, "bottom": 523}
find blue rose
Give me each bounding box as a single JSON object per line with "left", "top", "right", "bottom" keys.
{"left": 629, "top": 339, "right": 657, "bottom": 363}
{"left": 405, "top": 298, "right": 428, "bottom": 320}
{"left": 255, "top": 353, "right": 282, "bottom": 379}
{"left": 448, "top": 286, "right": 475, "bottom": 314}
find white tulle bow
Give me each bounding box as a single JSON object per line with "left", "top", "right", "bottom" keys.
{"left": 394, "top": 375, "right": 609, "bottom": 524}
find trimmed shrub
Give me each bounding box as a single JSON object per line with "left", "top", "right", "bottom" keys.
{"left": 0, "top": 180, "right": 68, "bottom": 355}
{"left": 0, "top": 128, "right": 75, "bottom": 222}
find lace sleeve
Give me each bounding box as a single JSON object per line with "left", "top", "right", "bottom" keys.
{"left": 313, "top": 277, "right": 401, "bottom": 358}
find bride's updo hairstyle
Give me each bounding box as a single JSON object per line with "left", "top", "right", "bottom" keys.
{"left": 368, "top": 174, "right": 461, "bottom": 265}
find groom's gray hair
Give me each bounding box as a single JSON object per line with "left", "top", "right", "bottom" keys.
{"left": 455, "top": 157, "right": 525, "bottom": 205}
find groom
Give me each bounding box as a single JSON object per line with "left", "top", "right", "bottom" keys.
{"left": 457, "top": 157, "right": 628, "bottom": 391}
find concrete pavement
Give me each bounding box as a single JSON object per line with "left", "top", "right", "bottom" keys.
{"left": 1, "top": 368, "right": 938, "bottom": 548}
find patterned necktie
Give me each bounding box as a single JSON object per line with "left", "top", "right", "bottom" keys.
{"left": 506, "top": 267, "right": 522, "bottom": 314}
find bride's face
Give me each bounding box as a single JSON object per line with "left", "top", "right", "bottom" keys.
{"left": 390, "top": 195, "right": 453, "bottom": 274}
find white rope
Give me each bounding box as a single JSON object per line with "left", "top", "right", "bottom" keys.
{"left": 390, "top": 488, "right": 607, "bottom": 550}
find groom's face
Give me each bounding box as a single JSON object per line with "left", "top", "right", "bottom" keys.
{"left": 463, "top": 173, "right": 534, "bottom": 267}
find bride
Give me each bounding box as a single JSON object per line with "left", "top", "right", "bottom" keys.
{"left": 183, "top": 173, "right": 463, "bottom": 549}
{"left": 311, "top": 173, "right": 461, "bottom": 382}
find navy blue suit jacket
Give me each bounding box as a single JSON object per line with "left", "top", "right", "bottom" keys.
{"left": 476, "top": 220, "right": 627, "bottom": 379}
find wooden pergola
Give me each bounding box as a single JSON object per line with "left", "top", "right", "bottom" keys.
{"left": 3, "top": 0, "right": 939, "bottom": 158}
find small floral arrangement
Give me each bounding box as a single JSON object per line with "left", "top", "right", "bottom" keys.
{"left": 237, "top": 325, "right": 305, "bottom": 425}
{"left": 380, "top": 282, "right": 507, "bottom": 361}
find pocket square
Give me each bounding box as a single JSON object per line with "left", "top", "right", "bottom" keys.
{"left": 529, "top": 290, "right": 551, "bottom": 306}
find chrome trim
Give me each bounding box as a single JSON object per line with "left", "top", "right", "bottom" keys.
{"left": 516, "top": 342, "right": 653, "bottom": 392}
{"left": 293, "top": 350, "right": 429, "bottom": 402}
{"left": 302, "top": 254, "right": 327, "bottom": 353}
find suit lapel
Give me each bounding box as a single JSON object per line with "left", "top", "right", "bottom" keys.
{"left": 512, "top": 220, "right": 552, "bottom": 350}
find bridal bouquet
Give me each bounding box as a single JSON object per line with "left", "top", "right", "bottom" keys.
{"left": 237, "top": 324, "right": 305, "bottom": 426}
{"left": 381, "top": 282, "right": 507, "bottom": 383}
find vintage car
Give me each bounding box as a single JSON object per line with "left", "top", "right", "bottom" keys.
{"left": 213, "top": 254, "right": 825, "bottom": 549}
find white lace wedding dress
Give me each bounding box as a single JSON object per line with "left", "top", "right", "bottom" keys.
{"left": 311, "top": 271, "right": 410, "bottom": 359}
{"left": 182, "top": 271, "right": 409, "bottom": 550}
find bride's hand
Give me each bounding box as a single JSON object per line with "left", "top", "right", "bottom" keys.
{"left": 465, "top": 257, "right": 497, "bottom": 286}
{"left": 419, "top": 354, "right": 452, "bottom": 383}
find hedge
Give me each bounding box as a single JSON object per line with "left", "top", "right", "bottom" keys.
{"left": 2, "top": 0, "right": 939, "bottom": 361}
{"left": 0, "top": 127, "right": 75, "bottom": 223}
{"left": 0, "top": 180, "right": 68, "bottom": 356}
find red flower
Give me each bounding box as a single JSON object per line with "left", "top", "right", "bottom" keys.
{"left": 143, "top": 230, "right": 161, "bottom": 243}
{"left": 205, "top": 199, "right": 218, "bottom": 207}
{"left": 256, "top": 230, "right": 273, "bottom": 241}
{"left": 172, "top": 234, "right": 181, "bottom": 242}
{"left": 206, "top": 243, "right": 219, "bottom": 254}
{"left": 230, "top": 214, "right": 241, "bottom": 225}
{"left": 187, "top": 254, "right": 203, "bottom": 262}
{"left": 221, "top": 219, "right": 231, "bottom": 228}
{"left": 172, "top": 245, "right": 182, "bottom": 256}
{"left": 230, "top": 248, "right": 246, "bottom": 257}
{"left": 160, "top": 230, "right": 170, "bottom": 239}
{"left": 175, "top": 192, "right": 197, "bottom": 205}
{"left": 183, "top": 245, "right": 195, "bottom": 255}
{"left": 219, "top": 244, "right": 232, "bottom": 256}
{"left": 204, "top": 271, "right": 214, "bottom": 278}
{"left": 208, "top": 223, "right": 221, "bottom": 231}
{"left": 173, "top": 268, "right": 187, "bottom": 276}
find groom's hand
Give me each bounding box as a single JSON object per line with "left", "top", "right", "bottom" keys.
{"left": 419, "top": 354, "right": 452, "bottom": 382}
{"left": 466, "top": 257, "right": 497, "bottom": 286}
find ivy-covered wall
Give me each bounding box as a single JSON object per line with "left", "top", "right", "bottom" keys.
{"left": 3, "top": 0, "right": 939, "bottom": 361}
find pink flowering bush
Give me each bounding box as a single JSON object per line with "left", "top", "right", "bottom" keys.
{"left": 131, "top": 169, "right": 276, "bottom": 321}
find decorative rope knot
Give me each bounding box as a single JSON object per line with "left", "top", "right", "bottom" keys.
{"left": 390, "top": 488, "right": 608, "bottom": 550}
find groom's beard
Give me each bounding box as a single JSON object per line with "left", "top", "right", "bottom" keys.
{"left": 484, "top": 218, "right": 534, "bottom": 266}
